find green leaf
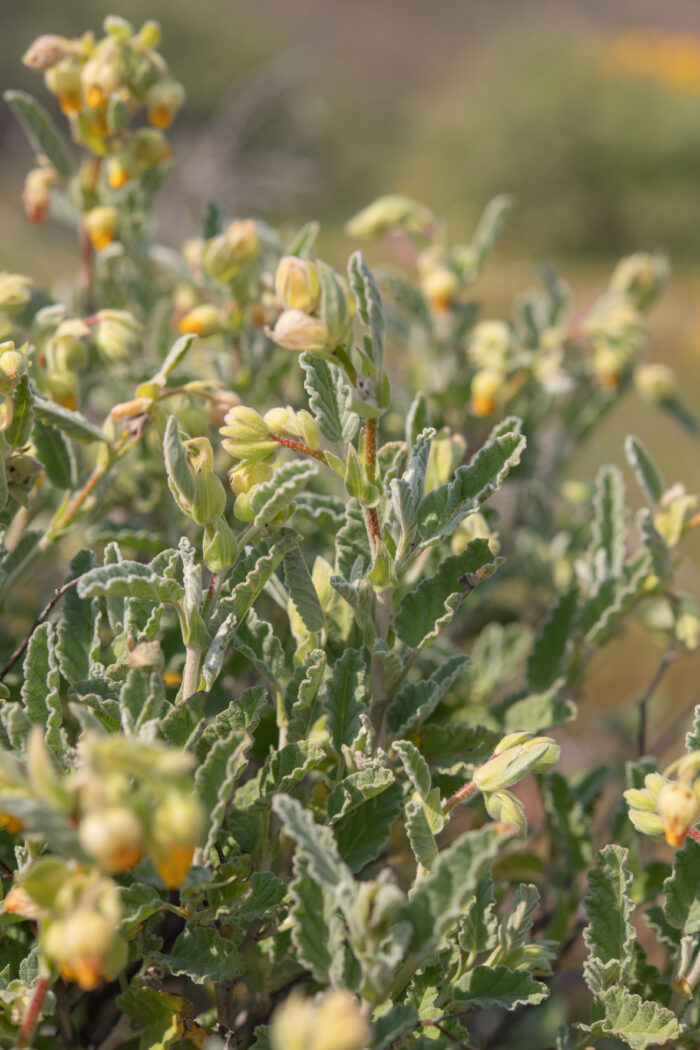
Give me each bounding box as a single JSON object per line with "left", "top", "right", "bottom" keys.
{"left": 272, "top": 794, "right": 356, "bottom": 908}
{"left": 493, "top": 883, "right": 540, "bottom": 964}
{"left": 583, "top": 986, "right": 680, "bottom": 1050}
{"left": 21, "top": 622, "right": 64, "bottom": 755}
{"left": 526, "top": 587, "right": 578, "bottom": 690}
{"left": 246, "top": 741, "right": 325, "bottom": 810}
{"left": 284, "top": 543, "right": 324, "bottom": 633}
{"left": 685, "top": 705, "right": 700, "bottom": 753}
{"left": 4, "top": 90, "right": 71, "bottom": 177}
{"left": 348, "top": 251, "right": 384, "bottom": 371}
{"left": 33, "top": 419, "right": 74, "bottom": 489}
{"left": 119, "top": 883, "right": 167, "bottom": 932}
{"left": 77, "top": 561, "right": 184, "bottom": 604}
{"left": 453, "top": 965, "right": 547, "bottom": 1010}
{"left": 372, "top": 1003, "right": 419, "bottom": 1050}
{"left": 334, "top": 781, "right": 403, "bottom": 872}
{"left": 502, "top": 683, "right": 576, "bottom": 733}
{"left": 583, "top": 845, "right": 635, "bottom": 993}
{"left": 394, "top": 739, "right": 432, "bottom": 798}
{"left": 327, "top": 765, "right": 395, "bottom": 823}
{"left": 300, "top": 353, "right": 359, "bottom": 443}
{"left": 663, "top": 837, "right": 700, "bottom": 934}
{"left": 625, "top": 435, "right": 665, "bottom": 505}
{"left": 458, "top": 874, "right": 498, "bottom": 955}
{"left": 286, "top": 650, "right": 327, "bottom": 742}
{"left": 152, "top": 924, "right": 243, "bottom": 983}
{"left": 195, "top": 728, "right": 250, "bottom": 853}
{"left": 470, "top": 194, "right": 513, "bottom": 271}
{"left": 6, "top": 376, "right": 33, "bottom": 448}
{"left": 395, "top": 540, "right": 501, "bottom": 650}
{"left": 417, "top": 427, "right": 525, "bottom": 541}
{"left": 391, "top": 427, "right": 435, "bottom": 559}
{"left": 386, "top": 654, "right": 469, "bottom": 738}
{"left": 325, "top": 648, "right": 367, "bottom": 756}
{"left": 153, "top": 335, "right": 196, "bottom": 384}
{"left": 400, "top": 826, "right": 506, "bottom": 953}
{"left": 289, "top": 854, "right": 346, "bottom": 983}
{"left": 250, "top": 461, "right": 319, "bottom": 527}
{"left": 56, "top": 549, "right": 96, "bottom": 685}
{"left": 336, "top": 498, "right": 372, "bottom": 580}
{"left": 590, "top": 465, "right": 627, "bottom": 581}
{"left": 32, "top": 391, "right": 107, "bottom": 443}
{"left": 116, "top": 986, "right": 188, "bottom": 1050}
{"left": 163, "top": 414, "right": 194, "bottom": 512}
{"left": 541, "top": 772, "right": 591, "bottom": 872}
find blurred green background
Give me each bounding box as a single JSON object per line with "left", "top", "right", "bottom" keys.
{"left": 1, "top": 0, "right": 700, "bottom": 757}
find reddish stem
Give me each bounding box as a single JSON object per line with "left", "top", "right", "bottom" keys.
{"left": 689, "top": 827, "right": 700, "bottom": 843}
{"left": 17, "top": 976, "right": 49, "bottom": 1047}
{"left": 445, "top": 780, "right": 477, "bottom": 813}
{"left": 364, "top": 419, "right": 377, "bottom": 482}
{"left": 271, "top": 435, "right": 327, "bottom": 463}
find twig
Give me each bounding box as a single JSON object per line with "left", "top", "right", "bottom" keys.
{"left": 444, "top": 780, "right": 478, "bottom": 814}
{"left": 418, "top": 1018, "right": 471, "bottom": 1048}
{"left": 16, "top": 976, "right": 50, "bottom": 1048}
{"left": 637, "top": 643, "right": 676, "bottom": 757}
{"left": 0, "top": 578, "right": 78, "bottom": 682}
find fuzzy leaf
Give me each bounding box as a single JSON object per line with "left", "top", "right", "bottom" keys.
{"left": 327, "top": 765, "right": 395, "bottom": 823}
{"left": 663, "top": 837, "right": 700, "bottom": 934}
{"left": 6, "top": 376, "right": 33, "bottom": 447}
{"left": 453, "top": 965, "right": 547, "bottom": 1010}
{"left": 395, "top": 540, "right": 501, "bottom": 650}
{"left": 32, "top": 391, "right": 107, "bottom": 443}
{"left": 458, "top": 874, "right": 498, "bottom": 955}
{"left": 386, "top": 654, "right": 469, "bottom": 738}
{"left": 77, "top": 561, "right": 184, "bottom": 604}
{"left": 5, "top": 90, "right": 72, "bottom": 177}
{"left": 583, "top": 845, "right": 635, "bottom": 993}
{"left": 417, "top": 427, "right": 525, "bottom": 541}
{"left": 195, "top": 728, "right": 250, "bottom": 853}
{"left": 336, "top": 498, "right": 372, "bottom": 580}
{"left": 21, "top": 622, "right": 64, "bottom": 755}
{"left": 325, "top": 648, "right": 367, "bottom": 756}
{"left": 289, "top": 855, "right": 346, "bottom": 982}
{"left": 33, "top": 420, "right": 75, "bottom": 490}
{"left": 300, "top": 353, "right": 359, "bottom": 443}
{"left": 625, "top": 435, "right": 665, "bottom": 505}
{"left": 286, "top": 650, "right": 327, "bottom": 742}
{"left": 250, "top": 742, "right": 326, "bottom": 810}
{"left": 250, "top": 461, "right": 319, "bottom": 527}
{"left": 152, "top": 925, "right": 243, "bottom": 983}
{"left": 55, "top": 550, "right": 96, "bottom": 685}
{"left": 334, "top": 781, "right": 403, "bottom": 872}
{"left": 272, "top": 794, "right": 356, "bottom": 907}
{"left": 284, "top": 544, "right": 324, "bottom": 633}
{"left": 590, "top": 465, "right": 627, "bottom": 581}
{"left": 582, "top": 986, "right": 679, "bottom": 1050}
{"left": 526, "top": 587, "right": 578, "bottom": 690}
{"left": 348, "top": 251, "right": 384, "bottom": 370}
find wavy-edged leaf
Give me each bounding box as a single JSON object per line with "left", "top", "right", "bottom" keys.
{"left": 6, "top": 376, "right": 33, "bottom": 447}
{"left": 348, "top": 251, "right": 384, "bottom": 371}
{"left": 325, "top": 648, "right": 367, "bottom": 756}
{"left": 289, "top": 854, "right": 346, "bottom": 983}
{"left": 334, "top": 781, "right": 403, "bottom": 872}
{"left": 272, "top": 794, "right": 355, "bottom": 909}
{"left": 300, "top": 352, "right": 359, "bottom": 443}
{"left": 327, "top": 765, "right": 395, "bottom": 823}
{"left": 286, "top": 650, "right": 327, "bottom": 742}
{"left": 56, "top": 549, "right": 96, "bottom": 685}
{"left": 583, "top": 845, "right": 635, "bottom": 993}
{"left": 151, "top": 925, "right": 243, "bottom": 984}
{"left": 336, "top": 497, "right": 371, "bottom": 580}
{"left": 77, "top": 561, "right": 184, "bottom": 604}
{"left": 4, "top": 90, "right": 71, "bottom": 177}
{"left": 663, "top": 837, "right": 700, "bottom": 934}
{"left": 196, "top": 728, "right": 250, "bottom": 853}
{"left": 284, "top": 543, "right": 324, "bottom": 633}
{"left": 581, "top": 986, "right": 679, "bottom": 1050}
{"left": 590, "top": 465, "right": 627, "bottom": 581}
{"left": 417, "top": 427, "right": 525, "bottom": 541}
{"left": 21, "top": 622, "right": 64, "bottom": 755}
{"left": 395, "top": 539, "right": 501, "bottom": 650}
{"left": 250, "top": 461, "right": 318, "bottom": 527}
{"left": 32, "top": 419, "right": 75, "bottom": 490}
{"left": 387, "top": 654, "right": 469, "bottom": 738}
{"left": 454, "top": 965, "right": 547, "bottom": 1010}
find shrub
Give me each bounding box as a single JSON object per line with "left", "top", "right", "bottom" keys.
{"left": 0, "top": 15, "right": 699, "bottom": 1050}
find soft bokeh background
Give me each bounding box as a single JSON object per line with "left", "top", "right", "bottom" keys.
{"left": 1, "top": 0, "right": 699, "bottom": 760}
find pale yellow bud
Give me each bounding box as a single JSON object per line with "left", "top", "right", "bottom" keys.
{"left": 79, "top": 806, "right": 143, "bottom": 872}
{"left": 656, "top": 783, "right": 700, "bottom": 847}
{"left": 634, "top": 363, "right": 676, "bottom": 403}
{"left": 85, "top": 206, "right": 119, "bottom": 252}
{"left": 275, "top": 257, "right": 321, "bottom": 314}
{"left": 312, "top": 991, "right": 369, "bottom": 1050}
{"left": 146, "top": 79, "right": 185, "bottom": 129}
{"left": 45, "top": 911, "right": 117, "bottom": 990}
{"left": 0, "top": 273, "right": 32, "bottom": 315}
{"left": 470, "top": 369, "right": 504, "bottom": 417}
{"left": 178, "top": 304, "right": 225, "bottom": 337}
{"left": 420, "top": 263, "right": 459, "bottom": 310}
{"left": 268, "top": 309, "right": 329, "bottom": 352}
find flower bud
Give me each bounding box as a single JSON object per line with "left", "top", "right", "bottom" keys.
{"left": 270, "top": 993, "right": 316, "bottom": 1050}
{"left": 146, "top": 78, "right": 185, "bottom": 129}
{"left": 178, "top": 304, "right": 225, "bottom": 337}
{"left": 229, "top": 461, "right": 273, "bottom": 495}
{"left": 85, "top": 206, "right": 119, "bottom": 252}
{"left": 107, "top": 155, "right": 135, "bottom": 189}
{"left": 470, "top": 369, "right": 503, "bottom": 417}
{"left": 184, "top": 437, "right": 227, "bottom": 524}
{"left": 81, "top": 54, "right": 121, "bottom": 109}
{"left": 345, "top": 194, "right": 434, "bottom": 239}
{"left": 46, "top": 319, "right": 90, "bottom": 372}
{"left": 23, "top": 34, "right": 77, "bottom": 70}
{"left": 656, "top": 782, "right": 700, "bottom": 847}
{"left": 275, "top": 257, "right": 321, "bottom": 314}
{"left": 79, "top": 806, "right": 143, "bottom": 872}
{"left": 634, "top": 363, "right": 676, "bottom": 403}
{"left": 220, "top": 406, "right": 278, "bottom": 462}
{"left": 0, "top": 273, "right": 32, "bottom": 315}
{"left": 131, "top": 128, "right": 171, "bottom": 169}
{"left": 483, "top": 789, "right": 527, "bottom": 836}
{"left": 473, "top": 735, "right": 560, "bottom": 792}
{"left": 93, "top": 309, "right": 142, "bottom": 361}
{"left": 312, "top": 991, "right": 369, "bottom": 1050}
{"left": 263, "top": 406, "right": 319, "bottom": 450}
{"left": 203, "top": 515, "right": 238, "bottom": 572}
{"left": 468, "top": 320, "right": 513, "bottom": 370}
{"left": 4, "top": 885, "right": 41, "bottom": 918}
{"left": 45, "top": 59, "right": 82, "bottom": 113}
{"left": 610, "top": 252, "right": 669, "bottom": 311}
{"left": 420, "top": 262, "right": 460, "bottom": 311}
{"left": 202, "top": 235, "right": 242, "bottom": 284}
{"left": 268, "top": 309, "right": 330, "bottom": 353}
{"left": 137, "top": 20, "right": 162, "bottom": 48}
{"left": 226, "top": 219, "right": 260, "bottom": 266}
{"left": 149, "top": 793, "right": 203, "bottom": 889}
{"left": 45, "top": 910, "right": 118, "bottom": 990}
{"left": 207, "top": 389, "right": 240, "bottom": 428}
{"left": 22, "top": 167, "right": 56, "bottom": 223}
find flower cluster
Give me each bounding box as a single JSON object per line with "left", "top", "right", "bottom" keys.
{"left": 625, "top": 751, "right": 700, "bottom": 846}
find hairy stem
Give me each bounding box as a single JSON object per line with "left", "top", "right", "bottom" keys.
{"left": 17, "top": 976, "right": 50, "bottom": 1048}
{"left": 182, "top": 645, "right": 202, "bottom": 701}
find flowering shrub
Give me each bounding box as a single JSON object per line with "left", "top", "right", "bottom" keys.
{"left": 0, "top": 15, "right": 699, "bottom": 1050}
